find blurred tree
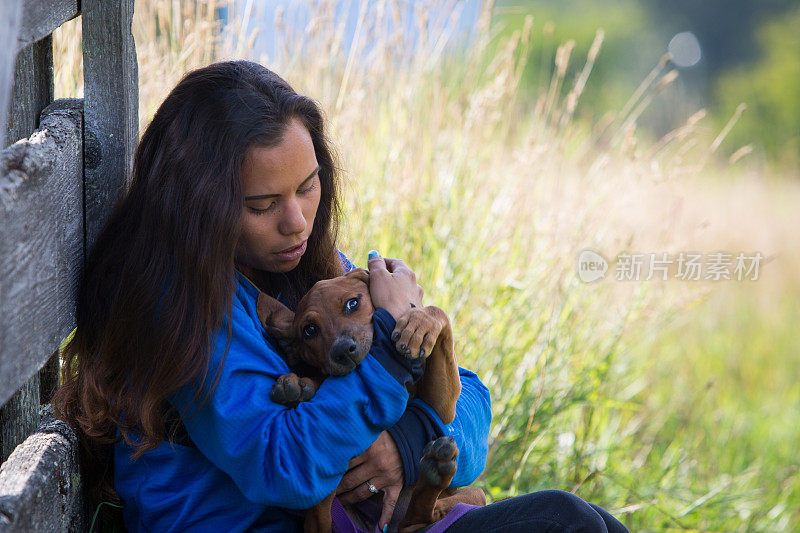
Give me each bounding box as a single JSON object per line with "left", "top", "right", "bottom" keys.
{"left": 645, "top": 0, "right": 795, "bottom": 77}
{"left": 714, "top": 7, "right": 800, "bottom": 167}
{"left": 497, "top": 0, "right": 799, "bottom": 167}
{"left": 621, "top": 0, "right": 800, "bottom": 164}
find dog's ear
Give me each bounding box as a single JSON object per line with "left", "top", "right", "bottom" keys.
{"left": 345, "top": 267, "right": 369, "bottom": 285}
{"left": 256, "top": 292, "right": 302, "bottom": 365}
{"left": 256, "top": 292, "right": 298, "bottom": 357}
{"left": 256, "top": 292, "right": 295, "bottom": 333}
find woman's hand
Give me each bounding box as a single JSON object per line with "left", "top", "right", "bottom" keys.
{"left": 336, "top": 431, "right": 404, "bottom": 530}
{"left": 367, "top": 251, "right": 424, "bottom": 320}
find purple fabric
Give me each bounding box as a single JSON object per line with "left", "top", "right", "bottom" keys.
{"left": 423, "top": 503, "right": 478, "bottom": 533}
{"left": 330, "top": 497, "right": 478, "bottom": 533}
{"left": 331, "top": 497, "right": 360, "bottom": 533}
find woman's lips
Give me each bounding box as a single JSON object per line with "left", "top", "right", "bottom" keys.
{"left": 274, "top": 240, "right": 307, "bottom": 261}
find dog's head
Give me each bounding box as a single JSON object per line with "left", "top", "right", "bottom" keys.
{"left": 257, "top": 268, "right": 375, "bottom": 376}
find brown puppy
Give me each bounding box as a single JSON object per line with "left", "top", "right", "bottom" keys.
{"left": 256, "top": 268, "right": 484, "bottom": 532}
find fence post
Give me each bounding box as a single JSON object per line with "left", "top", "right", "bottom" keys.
{"left": 82, "top": 0, "right": 139, "bottom": 254}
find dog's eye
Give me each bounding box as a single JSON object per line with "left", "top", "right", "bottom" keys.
{"left": 344, "top": 297, "right": 360, "bottom": 314}
{"left": 302, "top": 324, "right": 319, "bottom": 339}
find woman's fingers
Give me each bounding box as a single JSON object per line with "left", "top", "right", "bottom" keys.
{"left": 337, "top": 478, "right": 380, "bottom": 504}
{"left": 384, "top": 257, "right": 424, "bottom": 306}
{"left": 383, "top": 257, "right": 414, "bottom": 278}
{"left": 377, "top": 484, "right": 402, "bottom": 532}
{"left": 337, "top": 472, "right": 401, "bottom": 506}
{"left": 336, "top": 461, "right": 375, "bottom": 497}
{"left": 367, "top": 251, "right": 423, "bottom": 318}
{"left": 336, "top": 431, "right": 405, "bottom": 506}
{"left": 367, "top": 251, "right": 389, "bottom": 273}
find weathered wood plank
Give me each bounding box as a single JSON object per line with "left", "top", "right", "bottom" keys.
{"left": 0, "top": 407, "right": 88, "bottom": 532}
{"left": 0, "top": 99, "right": 84, "bottom": 408}
{"left": 0, "top": 1, "right": 23, "bottom": 149}
{"left": 83, "top": 0, "right": 139, "bottom": 253}
{"left": 5, "top": 37, "right": 54, "bottom": 148}
{"left": 0, "top": 35, "right": 58, "bottom": 462}
{"left": 16, "top": 0, "right": 80, "bottom": 54}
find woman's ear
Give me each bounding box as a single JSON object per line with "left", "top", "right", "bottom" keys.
{"left": 344, "top": 267, "right": 369, "bottom": 284}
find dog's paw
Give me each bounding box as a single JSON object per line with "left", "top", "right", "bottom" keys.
{"left": 419, "top": 436, "right": 458, "bottom": 489}
{"left": 392, "top": 307, "right": 444, "bottom": 359}
{"left": 270, "top": 373, "right": 315, "bottom": 407}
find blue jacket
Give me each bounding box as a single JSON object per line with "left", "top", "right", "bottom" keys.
{"left": 114, "top": 259, "right": 491, "bottom": 532}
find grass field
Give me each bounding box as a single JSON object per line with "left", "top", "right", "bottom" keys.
{"left": 54, "top": 1, "right": 800, "bottom": 530}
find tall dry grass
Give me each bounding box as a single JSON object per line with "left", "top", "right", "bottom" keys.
{"left": 53, "top": 1, "right": 800, "bottom": 530}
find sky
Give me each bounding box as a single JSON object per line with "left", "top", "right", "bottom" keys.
{"left": 229, "top": 0, "right": 483, "bottom": 61}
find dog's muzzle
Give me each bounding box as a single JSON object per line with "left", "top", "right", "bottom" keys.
{"left": 328, "top": 337, "right": 361, "bottom": 375}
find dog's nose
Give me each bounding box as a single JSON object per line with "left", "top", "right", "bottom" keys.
{"left": 330, "top": 337, "right": 358, "bottom": 366}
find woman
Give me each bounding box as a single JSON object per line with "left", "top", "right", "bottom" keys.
{"left": 53, "top": 61, "right": 626, "bottom": 532}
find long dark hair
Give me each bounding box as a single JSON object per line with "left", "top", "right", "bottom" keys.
{"left": 52, "top": 61, "right": 343, "bottom": 504}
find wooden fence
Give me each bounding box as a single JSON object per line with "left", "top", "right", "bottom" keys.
{"left": 0, "top": 0, "right": 137, "bottom": 529}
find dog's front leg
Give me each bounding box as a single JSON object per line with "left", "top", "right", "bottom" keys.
{"left": 394, "top": 306, "right": 461, "bottom": 424}
{"left": 270, "top": 373, "right": 320, "bottom": 407}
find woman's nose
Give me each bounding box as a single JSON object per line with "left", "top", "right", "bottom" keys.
{"left": 278, "top": 198, "right": 307, "bottom": 236}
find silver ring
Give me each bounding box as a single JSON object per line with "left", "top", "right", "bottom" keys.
{"left": 366, "top": 481, "right": 379, "bottom": 494}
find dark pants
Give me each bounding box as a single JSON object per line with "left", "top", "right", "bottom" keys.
{"left": 422, "top": 490, "right": 628, "bottom": 532}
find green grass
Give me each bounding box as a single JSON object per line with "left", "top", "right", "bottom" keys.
{"left": 615, "top": 286, "right": 800, "bottom": 531}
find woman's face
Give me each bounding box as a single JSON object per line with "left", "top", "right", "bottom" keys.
{"left": 236, "top": 117, "right": 321, "bottom": 274}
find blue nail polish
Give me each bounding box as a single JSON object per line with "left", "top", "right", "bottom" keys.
{"left": 368, "top": 250, "right": 379, "bottom": 259}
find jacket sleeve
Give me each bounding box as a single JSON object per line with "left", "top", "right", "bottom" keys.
{"left": 389, "top": 368, "right": 491, "bottom": 487}
{"left": 169, "top": 299, "right": 417, "bottom": 509}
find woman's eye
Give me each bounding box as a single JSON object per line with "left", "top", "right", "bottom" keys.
{"left": 302, "top": 324, "right": 319, "bottom": 339}
{"left": 344, "top": 298, "right": 360, "bottom": 313}
{"left": 249, "top": 202, "right": 277, "bottom": 215}
{"left": 298, "top": 179, "right": 318, "bottom": 195}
